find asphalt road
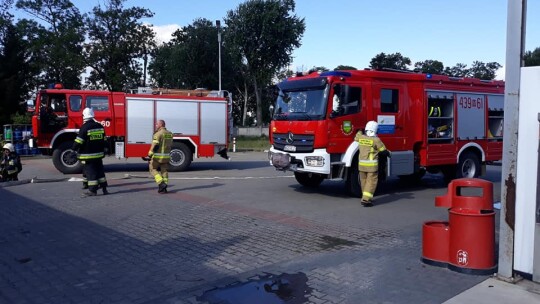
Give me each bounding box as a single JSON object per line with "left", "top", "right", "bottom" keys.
{"left": 0, "top": 152, "right": 503, "bottom": 304}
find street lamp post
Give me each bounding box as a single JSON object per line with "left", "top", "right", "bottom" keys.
{"left": 216, "top": 20, "right": 222, "bottom": 94}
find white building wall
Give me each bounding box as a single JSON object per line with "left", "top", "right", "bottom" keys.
{"left": 515, "top": 66, "right": 540, "bottom": 274}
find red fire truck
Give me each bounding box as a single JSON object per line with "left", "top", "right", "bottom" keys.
{"left": 269, "top": 70, "right": 504, "bottom": 196}
{"left": 31, "top": 85, "right": 232, "bottom": 174}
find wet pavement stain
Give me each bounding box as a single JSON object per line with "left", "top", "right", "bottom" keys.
{"left": 318, "top": 235, "right": 358, "bottom": 250}
{"left": 197, "top": 272, "right": 313, "bottom": 304}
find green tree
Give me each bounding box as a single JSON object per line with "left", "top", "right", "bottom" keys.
{"left": 0, "top": 0, "right": 34, "bottom": 127}
{"left": 275, "top": 68, "right": 294, "bottom": 82}
{"left": 149, "top": 18, "right": 233, "bottom": 90}
{"left": 16, "top": 0, "right": 86, "bottom": 89}
{"left": 524, "top": 47, "right": 540, "bottom": 66}
{"left": 309, "top": 66, "right": 329, "bottom": 73}
{"left": 443, "top": 63, "right": 468, "bottom": 77}
{"left": 149, "top": 41, "right": 181, "bottom": 88}
{"left": 414, "top": 60, "right": 444, "bottom": 74}
{"left": 467, "top": 61, "right": 501, "bottom": 80}
{"left": 369, "top": 52, "right": 411, "bottom": 70}
{"left": 84, "top": 0, "right": 155, "bottom": 91}
{"left": 225, "top": 0, "right": 305, "bottom": 126}
{"left": 334, "top": 65, "right": 357, "bottom": 70}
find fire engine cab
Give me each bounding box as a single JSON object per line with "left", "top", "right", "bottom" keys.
{"left": 269, "top": 70, "right": 504, "bottom": 196}
{"left": 31, "top": 85, "right": 232, "bottom": 174}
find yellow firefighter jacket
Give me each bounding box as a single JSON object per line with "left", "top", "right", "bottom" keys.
{"left": 148, "top": 127, "right": 173, "bottom": 164}
{"left": 355, "top": 131, "right": 387, "bottom": 173}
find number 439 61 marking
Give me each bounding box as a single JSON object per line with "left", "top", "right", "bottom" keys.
{"left": 459, "top": 97, "right": 483, "bottom": 109}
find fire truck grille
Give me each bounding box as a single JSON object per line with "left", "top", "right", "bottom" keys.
{"left": 273, "top": 133, "right": 314, "bottom": 153}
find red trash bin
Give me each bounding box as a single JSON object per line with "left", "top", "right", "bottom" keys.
{"left": 422, "top": 178, "right": 497, "bottom": 275}
{"left": 421, "top": 221, "right": 450, "bottom": 267}
{"left": 448, "top": 208, "right": 496, "bottom": 274}
{"left": 446, "top": 179, "right": 497, "bottom": 275}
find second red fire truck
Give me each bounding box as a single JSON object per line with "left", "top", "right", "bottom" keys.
{"left": 31, "top": 86, "right": 232, "bottom": 174}
{"left": 269, "top": 70, "right": 504, "bottom": 196}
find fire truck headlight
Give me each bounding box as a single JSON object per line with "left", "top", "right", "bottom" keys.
{"left": 305, "top": 156, "right": 324, "bottom": 167}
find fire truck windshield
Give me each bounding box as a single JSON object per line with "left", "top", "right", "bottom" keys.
{"left": 273, "top": 87, "right": 328, "bottom": 121}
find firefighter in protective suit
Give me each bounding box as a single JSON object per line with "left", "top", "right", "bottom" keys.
{"left": 355, "top": 121, "right": 390, "bottom": 207}
{"left": 147, "top": 119, "right": 173, "bottom": 193}
{"left": 73, "top": 108, "right": 108, "bottom": 197}
{"left": 1, "top": 143, "right": 22, "bottom": 181}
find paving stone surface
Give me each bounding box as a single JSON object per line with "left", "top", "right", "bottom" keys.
{"left": 0, "top": 156, "right": 494, "bottom": 303}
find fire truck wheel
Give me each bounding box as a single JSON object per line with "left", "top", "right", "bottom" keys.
{"left": 345, "top": 165, "right": 361, "bottom": 197}
{"left": 294, "top": 172, "right": 325, "bottom": 188}
{"left": 168, "top": 142, "right": 192, "bottom": 172}
{"left": 456, "top": 151, "right": 480, "bottom": 179}
{"left": 52, "top": 141, "right": 83, "bottom": 174}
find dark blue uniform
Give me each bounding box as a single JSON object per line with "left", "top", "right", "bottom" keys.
{"left": 73, "top": 120, "right": 107, "bottom": 195}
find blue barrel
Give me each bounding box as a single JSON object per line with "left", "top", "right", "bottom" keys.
{"left": 15, "top": 142, "right": 24, "bottom": 155}
{"left": 22, "top": 143, "right": 29, "bottom": 155}
{"left": 13, "top": 129, "right": 22, "bottom": 141}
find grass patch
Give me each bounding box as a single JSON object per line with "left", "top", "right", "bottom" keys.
{"left": 232, "top": 135, "right": 271, "bottom": 151}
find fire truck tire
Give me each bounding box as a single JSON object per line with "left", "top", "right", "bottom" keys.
{"left": 168, "top": 142, "right": 192, "bottom": 172}
{"left": 294, "top": 172, "right": 325, "bottom": 188}
{"left": 456, "top": 151, "right": 481, "bottom": 179}
{"left": 52, "top": 141, "right": 83, "bottom": 174}
{"left": 345, "top": 165, "right": 361, "bottom": 197}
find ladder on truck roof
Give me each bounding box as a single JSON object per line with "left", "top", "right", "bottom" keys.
{"left": 151, "top": 88, "right": 222, "bottom": 97}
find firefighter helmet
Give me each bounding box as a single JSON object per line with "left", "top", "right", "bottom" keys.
{"left": 82, "top": 107, "right": 94, "bottom": 120}
{"left": 365, "top": 120, "right": 378, "bottom": 137}
{"left": 3, "top": 143, "right": 14, "bottom": 152}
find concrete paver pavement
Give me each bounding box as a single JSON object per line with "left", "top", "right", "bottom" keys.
{"left": 1, "top": 154, "right": 539, "bottom": 303}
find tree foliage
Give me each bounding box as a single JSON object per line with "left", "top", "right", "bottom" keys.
{"left": 414, "top": 60, "right": 444, "bottom": 74}
{"left": 84, "top": 0, "right": 155, "bottom": 91}
{"left": 225, "top": 0, "right": 305, "bottom": 126}
{"left": 334, "top": 65, "right": 357, "bottom": 71}
{"left": 149, "top": 18, "right": 235, "bottom": 90}
{"left": 369, "top": 52, "right": 411, "bottom": 70}
{"left": 524, "top": 47, "right": 540, "bottom": 67}
{"left": 0, "top": 0, "right": 34, "bottom": 127}
{"left": 308, "top": 66, "right": 329, "bottom": 73}
{"left": 468, "top": 61, "right": 501, "bottom": 80}
{"left": 442, "top": 63, "right": 468, "bottom": 77}
{"left": 16, "top": 0, "right": 86, "bottom": 89}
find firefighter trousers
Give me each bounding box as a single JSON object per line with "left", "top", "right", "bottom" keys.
{"left": 84, "top": 159, "right": 107, "bottom": 193}
{"left": 359, "top": 170, "right": 378, "bottom": 202}
{"left": 149, "top": 159, "right": 169, "bottom": 185}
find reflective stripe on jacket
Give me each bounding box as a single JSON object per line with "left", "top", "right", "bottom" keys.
{"left": 355, "top": 131, "right": 386, "bottom": 173}
{"left": 73, "top": 120, "right": 106, "bottom": 160}
{"left": 148, "top": 127, "right": 173, "bottom": 163}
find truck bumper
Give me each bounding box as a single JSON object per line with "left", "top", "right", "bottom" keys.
{"left": 268, "top": 147, "right": 331, "bottom": 175}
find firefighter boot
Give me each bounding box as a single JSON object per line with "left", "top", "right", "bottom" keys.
{"left": 158, "top": 182, "right": 167, "bottom": 194}
{"left": 361, "top": 200, "right": 373, "bottom": 207}
{"left": 102, "top": 187, "right": 109, "bottom": 195}
{"left": 81, "top": 191, "right": 97, "bottom": 198}
{"left": 82, "top": 183, "right": 88, "bottom": 190}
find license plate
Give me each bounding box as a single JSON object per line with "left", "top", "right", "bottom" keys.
{"left": 283, "top": 145, "right": 296, "bottom": 152}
